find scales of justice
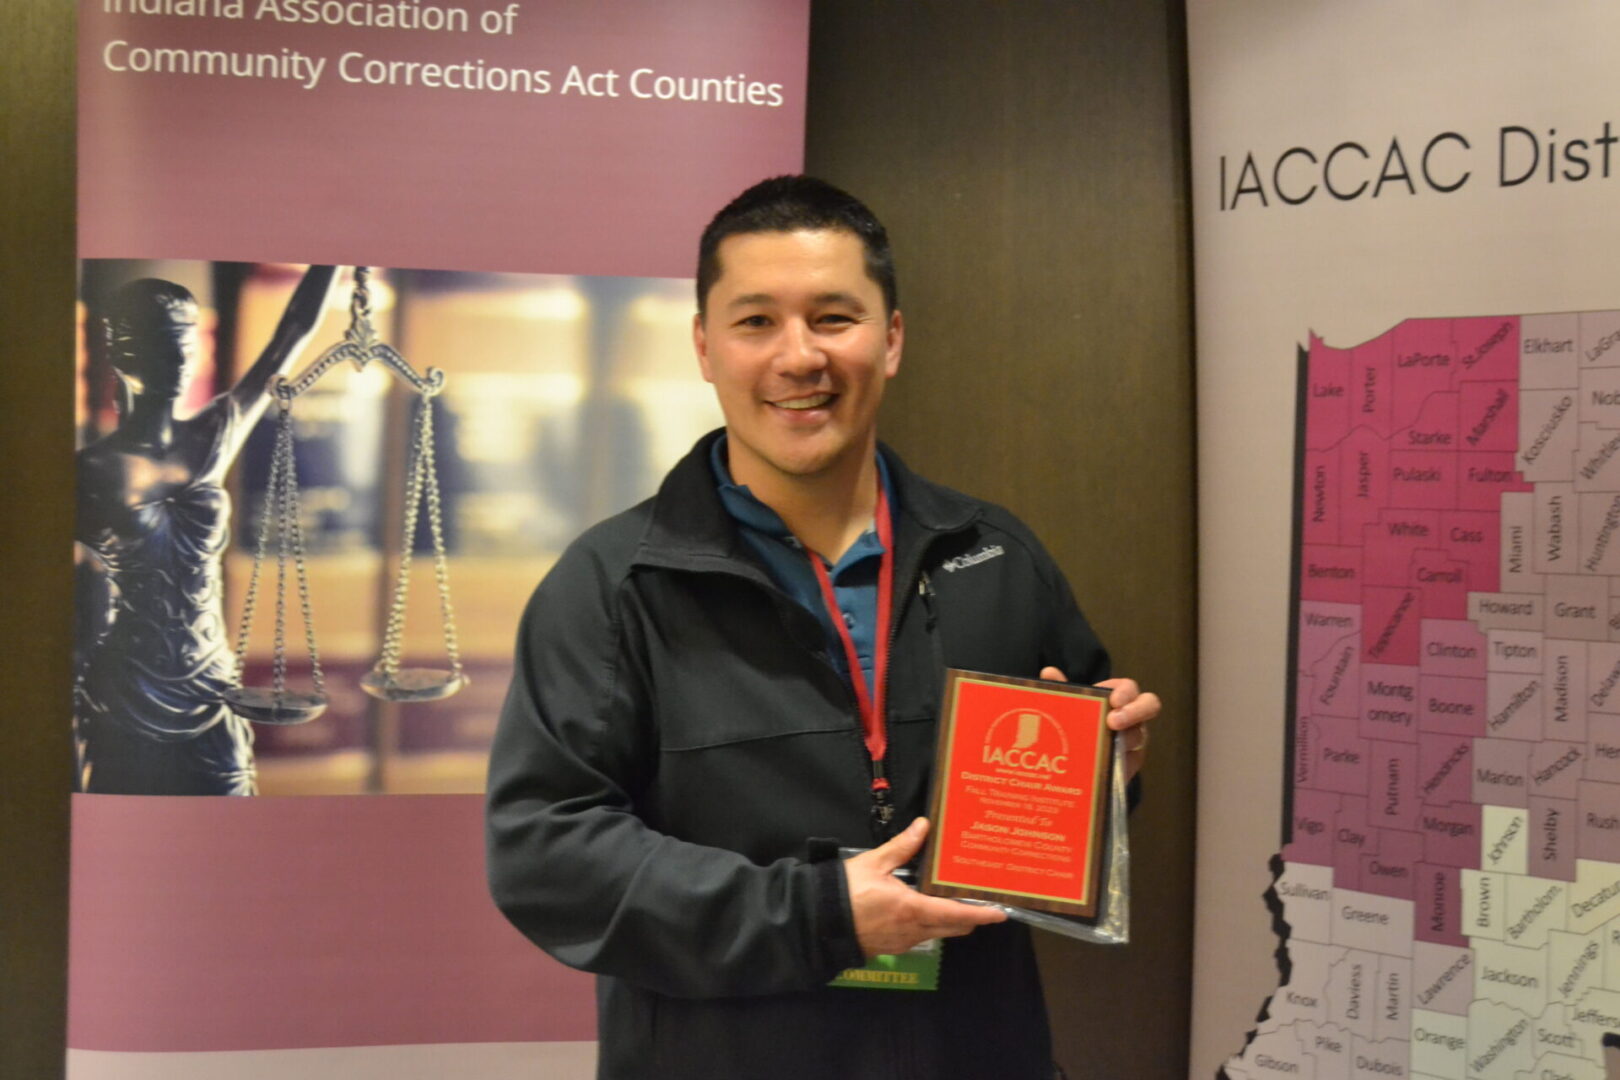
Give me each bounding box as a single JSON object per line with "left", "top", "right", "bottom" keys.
{"left": 224, "top": 266, "right": 465, "bottom": 725}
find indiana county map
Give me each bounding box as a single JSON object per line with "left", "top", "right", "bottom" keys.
{"left": 1222, "top": 309, "right": 1620, "bottom": 1080}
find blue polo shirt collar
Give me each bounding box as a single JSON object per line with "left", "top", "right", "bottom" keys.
{"left": 709, "top": 434, "right": 893, "bottom": 691}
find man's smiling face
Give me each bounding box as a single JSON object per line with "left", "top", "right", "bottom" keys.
{"left": 694, "top": 227, "right": 903, "bottom": 489}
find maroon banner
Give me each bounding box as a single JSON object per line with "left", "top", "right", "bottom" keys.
{"left": 68, "top": 794, "right": 590, "bottom": 1052}
{"left": 70, "top": 2, "right": 807, "bottom": 1074}
{"left": 79, "top": 0, "right": 807, "bottom": 276}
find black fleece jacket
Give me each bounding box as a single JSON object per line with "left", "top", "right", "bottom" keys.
{"left": 487, "top": 431, "right": 1110, "bottom": 1079}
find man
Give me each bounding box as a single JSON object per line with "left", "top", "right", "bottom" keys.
{"left": 487, "top": 176, "right": 1158, "bottom": 1079}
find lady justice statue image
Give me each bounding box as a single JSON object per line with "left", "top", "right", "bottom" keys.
{"left": 75, "top": 265, "right": 336, "bottom": 796}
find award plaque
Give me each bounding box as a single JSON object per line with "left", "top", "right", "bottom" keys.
{"left": 920, "top": 669, "right": 1115, "bottom": 917}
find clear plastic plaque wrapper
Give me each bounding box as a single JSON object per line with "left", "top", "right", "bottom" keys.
{"left": 920, "top": 669, "right": 1130, "bottom": 945}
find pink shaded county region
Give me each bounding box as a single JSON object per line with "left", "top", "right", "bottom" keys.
{"left": 1415, "top": 863, "right": 1468, "bottom": 947}
{"left": 1421, "top": 620, "right": 1489, "bottom": 677}
{"left": 1294, "top": 711, "right": 1362, "bottom": 797}
{"left": 1417, "top": 734, "right": 1474, "bottom": 806}
{"left": 1333, "top": 795, "right": 1377, "bottom": 893}
{"left": 1410, "top": 551, "right": 1471, "bottom": 619}
{"left": 1286, "top": 788, "right": 1340, "bottom": 867}
{"left": 1353, "top": 332, "right": 1395, "bottom": 439}
{"left": 1304, "top": 449, "right": 1343, "bottom": 547}
{"left": 1388, "top": 450, "right": 1458, "bottom": 510}
{"left": 1471, "top": 737, "right": 1530, "bottom": 808}
{"left": 1360, "top": 664, "right": 1420, "bottom": 743}
{"left": 1592, "top": 643, "right": 1620, "bottom": 714}
{"left": 1531, "top": 795, "right": 1578, "bottom": 881}
{"left": 1453, "top": 316, "right": 1521, "bottom": 383}
{"left": 1578, "top": 779, "right": 1620, "bottom": 862}
{"left": 1363, "top": 827, "right": 1422, "bottom": 900}
{"left": 1529, "top": 740, "right": 1585, "bottom": 800}
{"left": 1391, "top": 318, "right": 1463, "bottom": 432}
{"left": 1363, "top": 587, "right": 1421, "bottom": 665}
{"left": 1245, "top": 315, "right": 1531, "bottom": 1080}
{"left": 1460, "top": 381, "right": 1519, "bottom": 452}
{"left": 1439, "top": 510, "right": 1500, "bottom": 593}
{"left": 1298, "top": 602, "right": 1361, "bottom": 671}
{"left": 1412, "top": 943, "right": 1474, "bottom": 1014}
{"left": 1340, "top": 428, "right": 1391, "bottom": 539}
{"left": 1586, "top": 715, "right": 1620, "bottom": 782}
{"left": 1459, "top": 452, "right": 1533, "bottom": 512}
{"left": 1419, "top": 674, "right": 1486, "bottom": 736}
{"left": 1313, "top": 728, "right": 1371, "bottom": 793}
{"left": 1400, "top": 390, "right": 1459, "bottom": 455}
{"left": 1306, "top": 334, "right": 1354, "bottom": 449}
{"left": 1418, "top": 802, "right": 1481, "bottom": 868}
{"left": 1307, "top": 635, "right": 1361, "bottom": 720}
{"left": 1371, "top": 740, "right": 1420, "bottom": 830}
{"left": 1363, "top": 509, "right": 1440, "bottom": 587}
{"left": 1486, "top": 670, "right": 1543, "bottom": 741}
{"left": 1301, "top": 544, "right": 1363, "bottom": 604}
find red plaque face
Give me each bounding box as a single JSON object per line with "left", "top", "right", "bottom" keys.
{"left": 921, "top": 670, "right": 1114, "bottom": 916}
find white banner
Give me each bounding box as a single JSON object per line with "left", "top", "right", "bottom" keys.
{"left": 1189, "top": 2, "right": 1620, "bottom": 1077}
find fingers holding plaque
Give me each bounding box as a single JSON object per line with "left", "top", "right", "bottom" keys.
{"left": 920, "top": 669, "right": 1115, "bottom": 918}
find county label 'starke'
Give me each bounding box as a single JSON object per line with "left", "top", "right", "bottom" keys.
{"left": 1222, "top": 310, "right": 1620, "bottom": 1080}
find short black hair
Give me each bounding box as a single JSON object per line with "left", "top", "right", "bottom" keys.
{"left": 696, "top": 175, "right": 897, "bottom": 316}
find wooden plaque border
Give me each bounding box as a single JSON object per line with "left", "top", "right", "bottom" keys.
{"left": 919, "top": 669, "right": 1114, "bottom": 917}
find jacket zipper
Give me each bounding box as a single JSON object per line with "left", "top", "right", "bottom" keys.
{"left": 745, "top": 577, "right": 888, "bottom": 825}
{"left": 665, "top": 548, "right": 945, "bottom": 844}
{"left": 866, "top": 567, "right": 930, "bottom": 842}
{"left": 917, "top": 570, "right": 938, "bottom": 629}
{"left": 735, "top": 559, "right": 910, "bottom": 842}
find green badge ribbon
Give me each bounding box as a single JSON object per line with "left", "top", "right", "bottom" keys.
{"left": 828, "top": 938, "right": 941, "bottom": 991}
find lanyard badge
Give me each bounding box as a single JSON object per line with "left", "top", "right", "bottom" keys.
{"left": 807, "top": 483, "right": 945, "bottom": 992}
{"left": 805, "top": 482, "right": 896, "bottom": 826}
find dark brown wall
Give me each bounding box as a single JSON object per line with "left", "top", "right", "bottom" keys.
{"left": 805, "top": 3, "right": 1196, "bottom": 1076}
{"left": 1, "top": 2, "right": 75, "bottom": 1079}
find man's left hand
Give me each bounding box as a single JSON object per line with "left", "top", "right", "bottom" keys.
{"left": 1039, "top": 667, "right": 1159, "bottom": 781}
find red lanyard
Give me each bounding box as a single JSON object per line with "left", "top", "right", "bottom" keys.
{"left": 806, "top": 482, "right": 895, "bottom": 792}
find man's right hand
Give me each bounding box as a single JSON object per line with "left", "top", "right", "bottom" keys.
{"left": 844, "top": 817, "right": 1007, "bottom": 957}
